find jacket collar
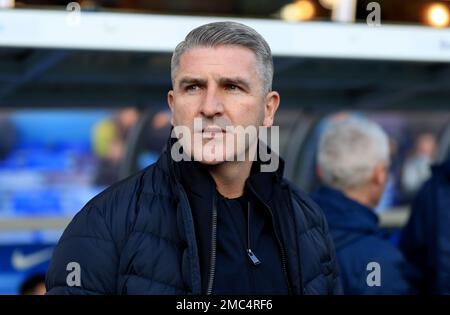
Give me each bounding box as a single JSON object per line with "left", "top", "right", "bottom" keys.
{"left": 161, "top": 131, "right": 285, "bottom": 203}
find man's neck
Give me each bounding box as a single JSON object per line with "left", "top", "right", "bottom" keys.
{"left": 207, "top": 160, "right": 253, "bottom": 199}
{"left": 342, "top": 188, "right": 376, "bottom": 209}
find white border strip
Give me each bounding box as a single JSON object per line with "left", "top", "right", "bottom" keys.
{"left": 1, "top": 9, "right": 450, "bottom": 62}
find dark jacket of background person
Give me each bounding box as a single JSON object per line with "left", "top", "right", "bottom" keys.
{"left": 45, "top": 139, "right": 342, "bottom": 295}
{"left": 312, "top": 186, "right": 413, "bottom": 294}
{"left": 399, "top": 159, "right": 450, "bottom": 294}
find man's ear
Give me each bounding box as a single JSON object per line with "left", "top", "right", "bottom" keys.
{"left": 316, "top": 164, "right": 323, "bottom": 181}
{"left": 263, "top": 91, "right": 280, "bottom": 127}
{"left": 373, "top": 163, "right": 388, "bottom": 187}
{"left": 167, "top": 90, "right": 174, "bottom": 125}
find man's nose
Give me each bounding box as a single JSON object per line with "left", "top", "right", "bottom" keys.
{"left": 200, "top": 86, "right": 224, "bottom": 118}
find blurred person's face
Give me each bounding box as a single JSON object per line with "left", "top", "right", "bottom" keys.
{"left": 168, "top": 45, "right": 279, "bottom": 164}
{"left": 416, "top": 133, "right": 437, "bottom": 159}
{"left": 107, "top": 139, "right": 125, "bottom": 162}
{"left": 118, "top": 108, "right": 139, "bottom": 130}
{"left": 152, "top": 111, "right": 171, "bottom": 130}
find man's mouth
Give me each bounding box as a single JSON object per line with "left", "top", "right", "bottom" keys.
{"left": 201, "top": 125, "right": 226, "bottom": 139}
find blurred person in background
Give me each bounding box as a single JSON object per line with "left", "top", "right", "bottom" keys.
{"left": 399, "top": 155, "right": 450, "bottom": 294}
{"left": 311, "top": 116, "right": 415, "bottom": 294}
{"left": 92, "top": 107, "right": 139, "bottom": 186}
{"left": 146, "top": 109, "right": 172, "bottom": 152}
{"left": 20, "top": 274, "right": 46, "bottom": 295}
{"left": 136, "top": 109, "right": 172, "bottom": 169}
{"left": 401, "top": 132, "right": 437, "bottom": 198}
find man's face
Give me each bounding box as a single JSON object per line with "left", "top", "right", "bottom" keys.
{"left": 168, "top": 45, "right": 279, "bottom": 164}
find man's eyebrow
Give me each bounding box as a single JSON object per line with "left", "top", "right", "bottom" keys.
{"left": 178, "top": 77, "right": 206, "bottom": 88}
{"left": 177, "top": 76, "right": 252, "bottom": 90}
{"left": 218, "top": 77, "right": 251, "bottom": 90}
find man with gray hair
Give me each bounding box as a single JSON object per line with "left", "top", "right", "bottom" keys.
{"left": 46, "top": 21, "right": 341, "bottom": 295}
{"left": 311, "top": 115, "right": 413, "bottom": 294}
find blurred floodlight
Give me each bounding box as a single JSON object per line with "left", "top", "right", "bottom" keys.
{"left": 426, "top": 3, "right": 450, "bottom": 28}
{"left": 281, "top": 0, "right": 316, "bottom": 22}
{"left": 0, "top": 0, "right": 14, "bottom": 8}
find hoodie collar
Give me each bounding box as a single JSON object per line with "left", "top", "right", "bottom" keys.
{"left": 312, "top": 186, "right": 379, "bottom": 234}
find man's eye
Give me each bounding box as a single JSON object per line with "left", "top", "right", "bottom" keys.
{"left": 226, "top": 84, "right": 240, "bottom": 91}
{"left": 186, "top": 85, "right": 200, "bottom": 92}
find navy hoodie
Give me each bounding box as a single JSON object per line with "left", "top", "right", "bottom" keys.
{"left": 311, "top": 186, "right": 413, "bottom": 294}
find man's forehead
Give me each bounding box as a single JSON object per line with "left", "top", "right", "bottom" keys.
{"left": 179, "top": 46, "right": 257, "bottom": 66}
{"left": 176, "top": 46, "right": 259, "bottom": 78}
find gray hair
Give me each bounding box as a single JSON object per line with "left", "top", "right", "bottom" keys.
{"left": 317, "top": 116, "right": 390, "bottom": 190}
{"left": 171, "top": 21, "right": 273, "bottom": 94}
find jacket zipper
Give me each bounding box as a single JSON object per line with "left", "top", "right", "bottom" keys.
{"left": 206, "top": 192, "right": 218, "bottom": 295}
{"left": 247, "top": 201, "right": 261, "bottom": 266}
{"left": 247, "top": 185, "right": 292, "bottom": 295}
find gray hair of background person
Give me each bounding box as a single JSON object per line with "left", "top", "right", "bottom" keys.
{"left": 317, "top": 117, "right": 390, "bottom": 190}
{"left": 171, "top": 21, "right": 273, "bottom": 94}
